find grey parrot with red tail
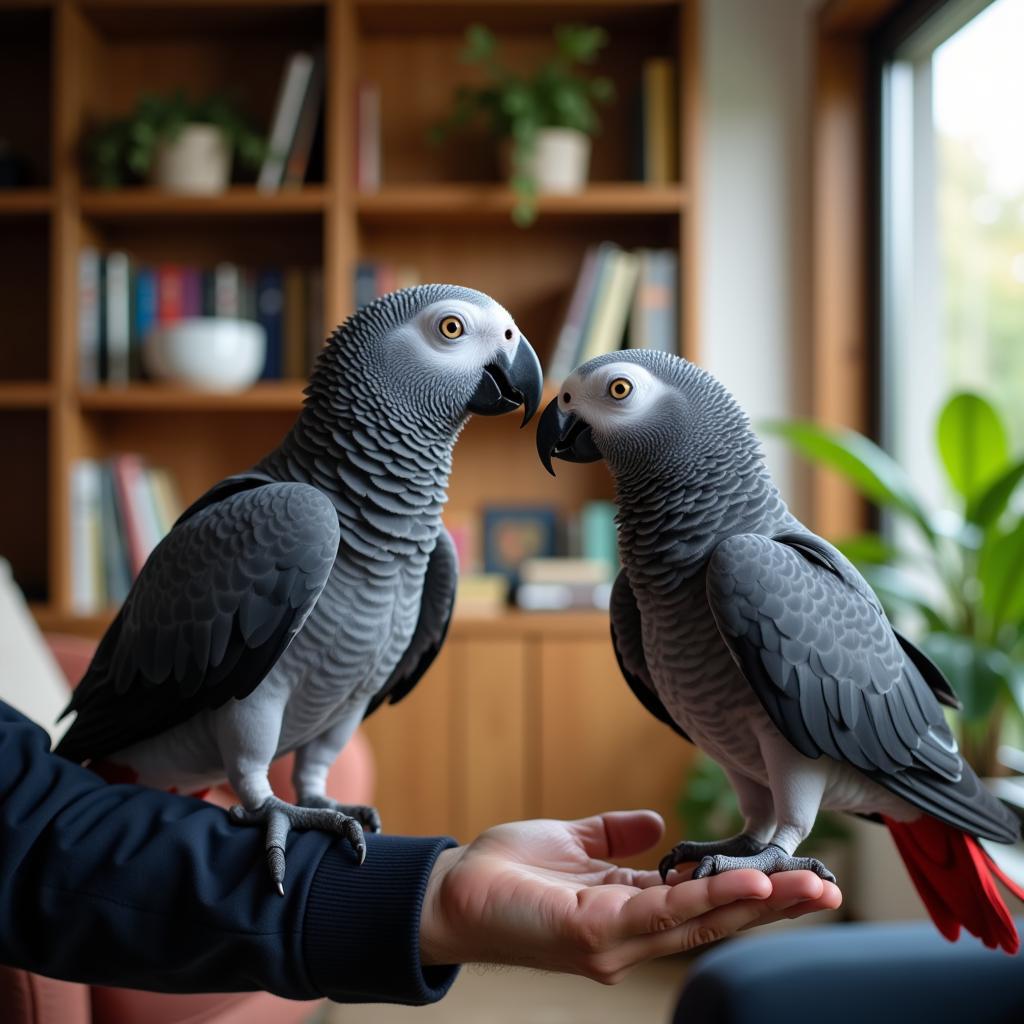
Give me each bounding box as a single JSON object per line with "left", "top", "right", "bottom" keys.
{"left": 537, "top": 349, "right": 1024, "bottom": 953}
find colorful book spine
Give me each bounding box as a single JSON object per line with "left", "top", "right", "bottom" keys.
{"left": 259, "top": 52, "right": 315, "bottom": 192}
{"left": 78, "top": 249, "right": 102, "bottom": 386}
{"left": 579, "top": 248, "right": 639, "bottom": 363}
{"left": 181, "top": 268, "right": 203, "bottom": 318}
{"left": 284, "top": 50, "right": 324, "bottom": 187}
{"left": 643, "top": 58, "right": 678, "bottom": 184}
{"left": 214, "top": 263, "right": 242, "bottom": 317}
{"left": 70, "top": 460, "right": 102, "bottom": 613}
{"left": 110, "top": 455, "right": 150, "bottom": 578}
{"left": 157, "top": 265, "right": 185, "bottom": 325}
{"left": 354, "top": 263, "right": 376, "bottom": 309}
{"left": 257, "top": 269, "right": 284, "bottom": 379}
{"left": 99, "top": 461, "right": 132, "bottom": 604}
{"left": 548, "top": 244, "right": 603, "bottom": 384}
{"left": 629, "top": 249, "right": 678, "bottom": 354}
{"left": 104, "top": 251, "right": 131, "bottom": 385}
{"left": 132, "top": 267, "right": 158, "bottom": 363}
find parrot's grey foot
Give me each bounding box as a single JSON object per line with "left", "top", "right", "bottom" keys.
{"left": 658, "top": 834, "right": 769, "bottom": 882}
{"left": 691, "top": 843, "right": 837, "bottom": 884}
{"left": 229, "top": 795, "right": 367, "bottom": 895}
{"left": 297, "top": 796, "right": 382, "bottom": 834}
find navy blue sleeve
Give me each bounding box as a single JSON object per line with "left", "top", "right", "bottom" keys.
{"left": 0, "top": 701, "right": 458, "bottom": 1004}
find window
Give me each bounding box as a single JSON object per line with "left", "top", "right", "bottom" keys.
{"left": 880, "top": 0, "right": 1024, "bottom": 505}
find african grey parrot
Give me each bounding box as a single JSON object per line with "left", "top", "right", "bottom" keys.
{"left": 56, "top": 284, "right": 542, "bottom": 893}
{"left": 537, "top": 349, "right": 1024, "bottom": 953}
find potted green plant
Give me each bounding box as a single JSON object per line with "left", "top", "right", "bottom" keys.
{"left": 766, "top": 391, "right": 1024, "bottom": 776}
{"left": 432, "top": 24, "right": 614, "bottom": 226}
{"left": 88, "top": 92, "right": 266, "bottom": 194}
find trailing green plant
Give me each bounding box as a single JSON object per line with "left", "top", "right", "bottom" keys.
{"left": 88, "top": 92, "right": 266, "bottom": 188}
{"left": 764, "top": 392, "right": 1024, "bottom": 775}
{"left": 431, "top": 23, "right": 614, "bottom": 226}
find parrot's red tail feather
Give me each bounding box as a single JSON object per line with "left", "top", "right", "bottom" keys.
{"left": 885, "top": 815, "right": 1024, "bottom": 955}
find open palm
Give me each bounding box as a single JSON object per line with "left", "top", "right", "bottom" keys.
{"left": 420, "top": 810, "right": 842, "bottom": 983}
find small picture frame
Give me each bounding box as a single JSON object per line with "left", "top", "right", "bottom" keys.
{"left": 482, "top": 505, "right": 559, "bottom": 584}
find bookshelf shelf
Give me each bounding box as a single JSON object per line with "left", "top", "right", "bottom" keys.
{"left": 79, "top": 187, "right": 328, "bottom": 220}
{"left": 0, "top": 189, "right": 53, "bottom": 216}
{"left": 0, "top": 383, "right": 53, "bottom": 409}
{"left": 77, "top": 381, "right": 307, "bottom": 412}
{"left": 357, "top": 184, "right": 687, "bottom": 224}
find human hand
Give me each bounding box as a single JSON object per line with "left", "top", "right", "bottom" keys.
{"left": 419, "top": 810, "right": 841, "bottom": 983}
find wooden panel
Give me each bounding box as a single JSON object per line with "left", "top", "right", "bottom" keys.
{"left": 0, "top": 411, "right": 50, "bottom": 602}
{"left": 811, "top": 25, "right": 873, "bottom": 537}
{"left": 451, "top": 638, "right": 527, "bottom": 839}
{"left": 79, "top": 187, "right": 327, "bottom": 218}
{"left": 537, "top": 636, "right": 695, "bottom": 864}
{"left": 360, "top": 644, "right": 456, "bottom": 836}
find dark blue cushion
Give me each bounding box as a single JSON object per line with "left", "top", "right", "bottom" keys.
{"left": 675, "top": 921, "right": 1024, "bottom": 1024}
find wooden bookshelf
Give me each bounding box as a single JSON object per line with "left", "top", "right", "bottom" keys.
{"left": 1, "top": 0, "right": 699, "bottom": 839}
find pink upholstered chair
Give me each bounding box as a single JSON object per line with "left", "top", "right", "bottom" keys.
{"left": 1, "top": 634, "right": 375, "bottom": 1024}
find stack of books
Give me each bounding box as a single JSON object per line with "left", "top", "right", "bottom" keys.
{"left": 77, "top": 251, "right": 325, "bottom": 385}
{"left": 257, "top": 50, "right": 325, "bottom": 192}
{"left": 69, "top": 456, "right": 183, "bottom": 613}
{"left": 354, "top": 263, "right": 420, "bottom": 308}
{"left": 546, "top": 245, "right": 678, "bottom": 386}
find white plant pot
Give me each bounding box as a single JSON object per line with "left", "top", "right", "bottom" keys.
{"left": 151, "top": 124, "right": 232, "bottom": 195}
{"left": 144, "top": 318, "right": 266, "bottom": 392}
{"left": 502, "top": 127, "right": 592, "bottom": 194}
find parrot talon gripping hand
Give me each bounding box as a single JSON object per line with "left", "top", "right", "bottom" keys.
{"left": 230, "top": 796, "right": 367, "bottom": 895}
{"left": 539, "top": 349, "right": 1024, "bottom": 954}
{"left": 54, "top": 285, "right": 544, "bottom": 895}
{"left": 691, "top": 844, "right": 837, "bottom": 884}
{"left": 658, "top": 834, "right": 769, "bottom": 883}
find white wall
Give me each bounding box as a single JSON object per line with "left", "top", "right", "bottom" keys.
{"left": 697, "top": 0, "right": 818, "bottom": 512}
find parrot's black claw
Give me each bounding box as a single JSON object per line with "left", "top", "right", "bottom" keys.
{"left": 298, "top": 795, "right": 382, "bottom": 834}
{"left": 691, "top": 843, "right": 837, "bottom": 884}
{"left": 658, "top": 834, "right": 769, "bottom": 882}
{"left": 229, "top": 795, "right": 371, "bottom": 893}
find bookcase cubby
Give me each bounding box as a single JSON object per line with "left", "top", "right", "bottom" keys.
{"left": 1, "top": 0, "right": 699, "bottom": 845}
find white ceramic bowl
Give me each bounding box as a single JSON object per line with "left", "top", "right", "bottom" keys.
{"left": 144, "top": 318, "right": 267, "bottom": 392}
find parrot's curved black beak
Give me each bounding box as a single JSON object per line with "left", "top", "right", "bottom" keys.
{"left": 536, "top": 397, "right": 602, "bottom": 476}
{"left": 467, "top": 336, "right": 543, "bottom": 426}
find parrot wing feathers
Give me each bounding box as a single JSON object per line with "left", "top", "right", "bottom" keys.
{"left": 55, "top": 475, "right": 340, "bottom": 763}
{"left": 706, "top": 531, "right": 1019, "bottom": 844}
{"left": 363, "top": 527, "right": 457, "bottom": 718}
{"left": 609, "top": 570, "right": 692, "bottom": 742}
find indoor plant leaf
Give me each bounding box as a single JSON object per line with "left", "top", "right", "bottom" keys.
{"left": 917, "top": 632, "right": 1007, "bottom": 722}
{"left": 979, "top": 519, "right": 1024, "bottom": 630}
{"left": 937, "top": 391, "right": 1009, "bottom": 501}
{"left": 762, "top": 420, "right": 935, "bottom": 540}
{"left": 967, "top": 457, "right": 1024, "bottom": 527}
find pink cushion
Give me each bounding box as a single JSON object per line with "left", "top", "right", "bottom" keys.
{"left": 90, "top": 987, "right": 315, "bottom": 1024}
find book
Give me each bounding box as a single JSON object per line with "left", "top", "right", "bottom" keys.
{"left": 283, "top": 266, "right": 307, "bottom": 378}
{"left": 214, "top": 262, "right": 242, "bottom": 317}
{"left": 578, "top": 248, "right": 640, "bottom": 363}
{"left": 110, "top": 455, "right": 150, "bottom": 578}
{"left": 354, "top": 263, "right": 376, "bottom": 309}
{"left": 147, "top": 466, "right": 183, "bottom": 536}
{"left": 258, "top": 52, "right": 316, "bottom": 192}
{"left": 78, "top": 248, "right": 102, "bottom": 385}
{"left": 132, "top": 267, "right": 158, "bottom": 364}
{"left": 283, "top": 50, "right": 324, "bottom": 187}
{"left": 548, "top": 244, "right": 605, "bottom": 385}
{"left": 104, "top": 251, "right": 131, "bottom": 385}
{"left": 629, "top": 249, "right": 678, "bottom": 353}
{"left": 643, "top": 58, "right": 678, "bottom": 184}
{"left": 356, "top": 81, "right": 381, "bottom": 191}
{"left": 70, "top": 460, "right": 103, "bottom": 613}
{"left": 519, "top": 557, "right": 610, "bottom": 586}
{"left": 99, "top": 462, "right": 132, "bottom": 604}
{"left": 455, "top": 573, "right": 508, "bottom": 613}
{"left": 157, "top": 265, "right": 185, "bottom": 325}
{"left": 181, "top": 268, "right": 203, "bottom": 317}
{"left": 515, "top": 580, "right": 612, "bottom": 611}
{"left": 580, "top": 500, "right": 619, "bottom": 579}
{"left": 257, "top": 269, "right": 284, "bottom": 379}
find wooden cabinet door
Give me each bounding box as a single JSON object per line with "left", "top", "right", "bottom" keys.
{"left": 537, "top": 636, "right": 695, "bottom": 862}
{"left": 360, "top": 645, "right": 456, "bottom": 837}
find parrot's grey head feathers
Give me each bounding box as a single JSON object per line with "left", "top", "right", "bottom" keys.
{"left": 306, "top": 284, "right": 542, "bottom": 438}
{"left": 537, "top": 350, "right": 762, "bottom": 485}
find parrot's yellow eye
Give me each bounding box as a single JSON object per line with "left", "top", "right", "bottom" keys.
{"left": 438, "top": 315, "right": 465, "bottom": 340}
{"left": 608, "top": 378, "right": 633, "bottom": 400}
